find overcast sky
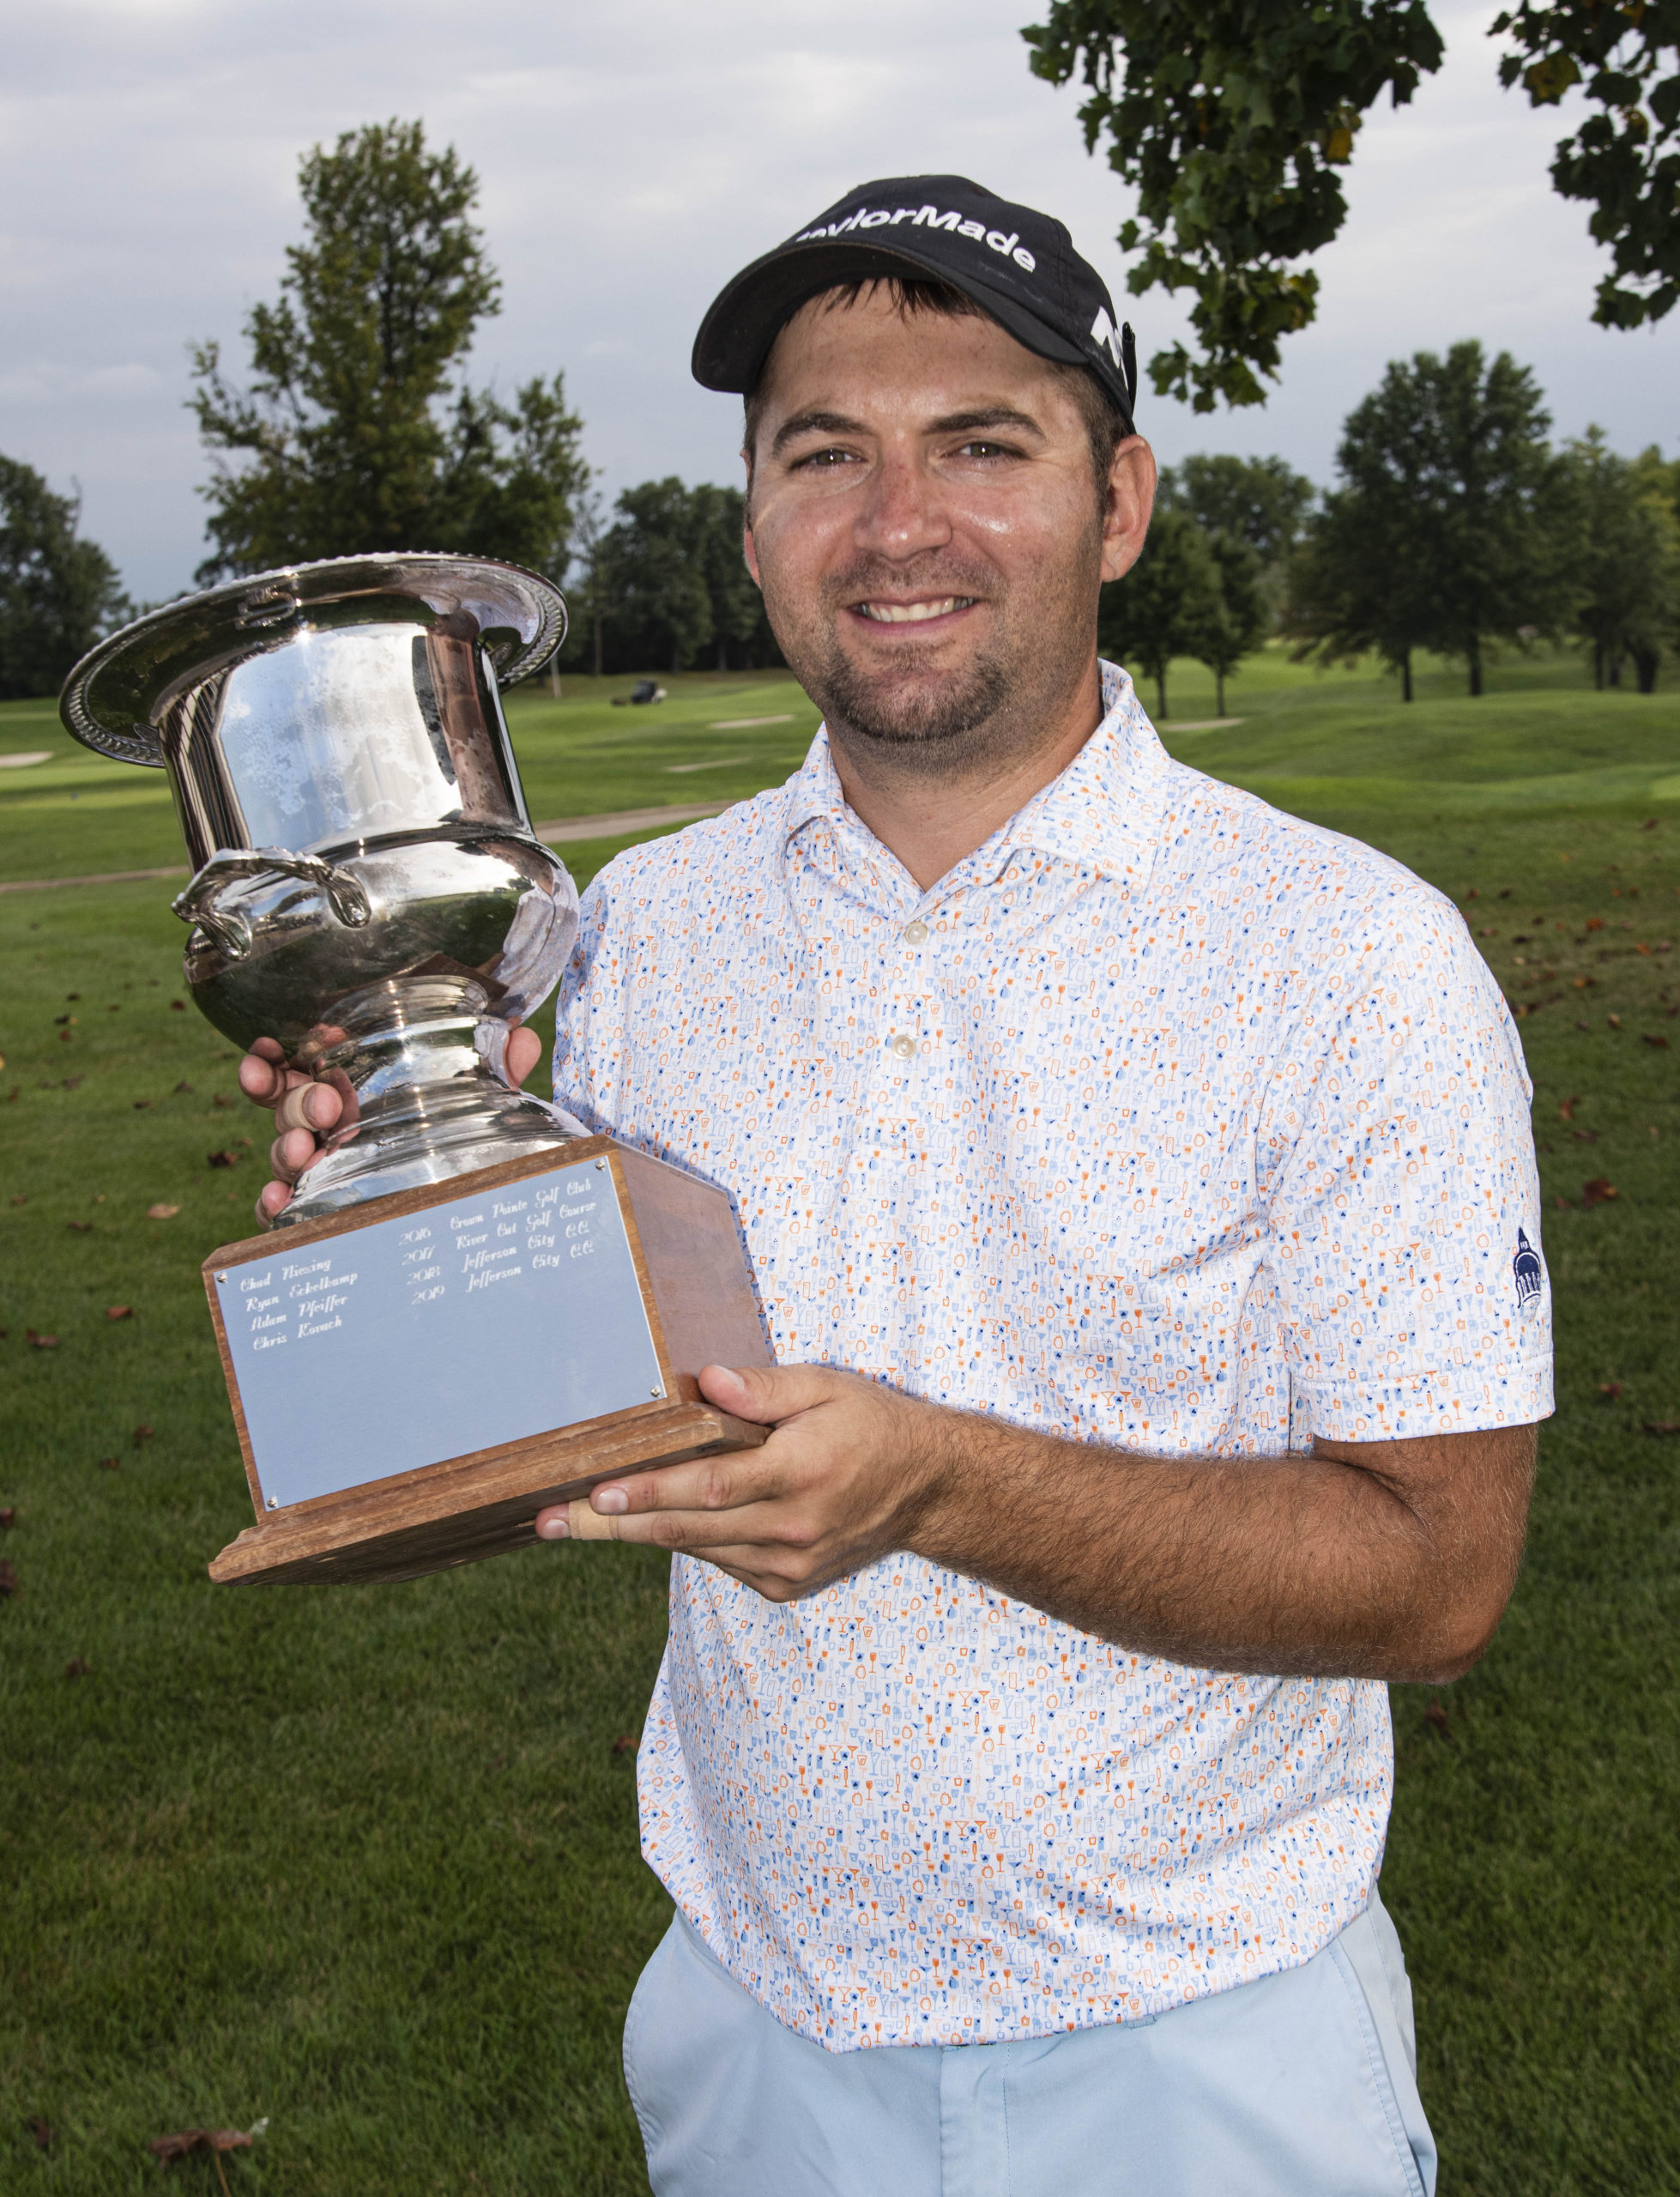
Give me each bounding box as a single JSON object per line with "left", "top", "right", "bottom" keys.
{"left": 4, "top": 0, "right": 1676, "bottom": 605}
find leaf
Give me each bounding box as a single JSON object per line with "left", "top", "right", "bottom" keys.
{"left": 65, "top": 1655, "right": 90, "bottom": 1678}
{"left": 207, "top": 1150, "right": 241, "bottom": 1169}
{"left": 10, "top": 1193, "right": 26, "bottom": 1206}
{"left": 66, "top": 1220, "right": 94, "bottom": 1232}
{"left": 97, "top": 1457, "right": 120, "bottom": 1471}
{"left": 133, "top": 1098, "right": 151, "bottom": 1110}
{"left": 611, "top": 1732, "right": 639, "bottom": 1756}
{"left": 1554, "top": 1194, "right": 1574, "bottom": 1208}
{"left": 212, "top": 1092, "right": 233, "bottom": 1110}
{"left": 1606, "top": 1014, "right": 1622, "bottom": 1030}
{"left": 133, "top": 1425, "right": 154, "bottom": 1448}
{"left": 0, "top": 1507, "right": 15, "bottom": 1528}
{"left": 1572, "top": 1128, "right": 1599, "bottom": 1143}
{"left": 1423, "top": 1700, "right": 1451, "bottom": 1738}
{"left": 147, "top": 1203, "right": 179, "bottom": 1220}
{"left": 1586, "top": 917, "right": 1604, "bottom": 932}
{"left": 0, "top": 1559, "right": 17, "bottom": 1595}
{"left": 27, "top": 2115, "right": 51, "bottom": 2150}
{"left": 1643, "top": 1034, "right": 1670, "bottom": 1049}
{"left": 1598, "top": 1382, "right": 1623, "bottom": 1401}
{"left": 1580, "top": 1177, "right": 1618, "bottom": 1207}
{"left": 106, "top": 1306, "right": 133, "bottom": 1322}
{"left": 169, "top": 999, "right": 187, "bottom": 1013}
{"left": 148, "top": 2127, "right": 254, "bottom": 2160}
{"left": 25, "top": 1329, "right": 59, "bottom": 1349}
{"left": 1641, "top": 1423, "right": 1679, "bottom": 1437}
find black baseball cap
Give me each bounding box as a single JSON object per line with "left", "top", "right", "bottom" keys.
{"left": 692, "top": 173, "right": 1137, "bottom": 434}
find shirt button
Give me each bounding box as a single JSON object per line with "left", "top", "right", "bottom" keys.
{"left": 889, "top": 1033, "right": 916, "bottom": 1059}
{"left": 903, "top": 919, "right": 929, "bottom": 946}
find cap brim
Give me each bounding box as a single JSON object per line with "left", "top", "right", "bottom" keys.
{"left": 692, "top": 237, "right": 1093, "bottom": 397}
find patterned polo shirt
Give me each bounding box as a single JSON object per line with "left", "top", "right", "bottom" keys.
{"left": 551, "top": 662, "right": 1552, "bottom": 2050}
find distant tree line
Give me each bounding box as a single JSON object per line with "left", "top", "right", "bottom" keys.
{"left": 4, "top": 119, "right": 1678, "bottom": 709}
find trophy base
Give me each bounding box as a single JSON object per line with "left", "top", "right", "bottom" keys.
{"left": 202, "top": 1136, "right": 771, "bottom": 1584}
{"left": 276, "top": 1078, "right": 573, "bottom": 1226}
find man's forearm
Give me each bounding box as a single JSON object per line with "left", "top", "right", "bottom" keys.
{"left": 909, "top": 1409, "right": 1536, "bottom": 1682}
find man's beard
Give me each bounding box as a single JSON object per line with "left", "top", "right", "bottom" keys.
{"left": 783, "top": 556, "right": 1017, "bottom": 775}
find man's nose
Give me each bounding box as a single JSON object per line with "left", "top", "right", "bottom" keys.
{"left": 854, "top": 449, "right": 952, "bottom": 562}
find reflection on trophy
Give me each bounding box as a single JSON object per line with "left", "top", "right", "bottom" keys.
{"left": 60, "top": 556, "right": 768, "bottom": 1586}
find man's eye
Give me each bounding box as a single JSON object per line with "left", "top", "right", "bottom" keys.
{"left": 792, "top": 447, "right": 858, "bottom": 469}
{"left": 955, "top": 440, "right": 1017, "bottom": 460}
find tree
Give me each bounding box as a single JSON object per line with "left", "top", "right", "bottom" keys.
{"left": 1290, "top": 342, "right": 1563, "bottom": 698}
{"left": 1559, "top": 429, "right": 1679, "bottom": 692}
{"left": 1097, "top": 507, "right": 1225, "bottom": 717}
{"left": 1158, "top": 453, "right": 1316, "bottom": 565}
{"left": 0, "top": 456, "right": 130, "bottom": 699}
{"left": 599, "top": 480, "right": 715, "bottom": 675}
{"left": 691, "top": 485, "right": 779, "bottom": 671}
{"left": 1190, "top": 529, "right": 1269, "bottom": 715}
{"left": 1023, "top": 1, "right": 1679, "bottom": 407}
{"left": 191, "top": 119, "right": 587, "bottom": 580}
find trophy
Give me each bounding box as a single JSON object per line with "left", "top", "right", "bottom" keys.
{"left": 59, "top": 555, "right": 768, "bottom": 1586}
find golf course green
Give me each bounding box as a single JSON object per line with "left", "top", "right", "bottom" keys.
{"left": 3, "top": 645, "right": 1675, "bottom": 2193}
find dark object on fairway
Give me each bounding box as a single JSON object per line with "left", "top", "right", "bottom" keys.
{"left": 1581, "top": 1177, "right": 1618, "bottom": 1207}
{"left": 613, "top": 680, "right": 667, "bottom": 706}
{"left": 0, "top": 1559, "right": 18, "bottom": 1595}
{"left": 694, "top": 174, "right": 1138, "bottom": 432}
{"left": 1572, "top": 1129, "right": 1599, "bottom": 1143}
{"left": 133, "top": 1424, "right": 154, "bottom": 1447}
{"left": 65, "top": 1655, "right": 90, "bottom": 1678}
{"left": 98, "top": 1457, "right": 120, "bottom": 1471}
{"left": 1643, "top": 1422, "right": 1680, "bottom": 1437}
{"left": 1423, "top": 1701, "right": 1450, "bottom": 1738}
{"left": 0, "top": 1507, "right": 15, "bottom": 1528}
{"left": 25, "top": 1329, "right": 58, "bottom": 1348}
{"left": 1643, "top": 1034, "right": 1670, "bottom": 1049}
{"left": 612, "top": 1731, "right": 639, "bottom": 1756}
{"left": 26, "top": 2116, "right": 51, "bottom": 2151}
{"left": 1599, "top": 1382, "right": 1623, "bottom": 1401}
{"left": 149, "top": 2127, "right": 253, "bottom": 2163}
{"left": 66, "top": 1220, "right": 93, "bottom": 1232}
{"left": 106, "top": 1305, "right": 132, "bottom": 1322}
{"left": 207, "top": 1148, "right": 240, "bottom": 1169}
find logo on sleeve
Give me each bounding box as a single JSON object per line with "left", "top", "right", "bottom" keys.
{"left": 1513, "top": 1229, "right": 1544, "bottom": 1309}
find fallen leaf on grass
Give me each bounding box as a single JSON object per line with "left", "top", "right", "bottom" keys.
{"left": 148, "top": 2127, "right": 253, "bottom": 2162}
{"left": 25, "top": 1329, "right": 59, "bottom": 1349}
{"left": 1581, "top": 1177, "right": 1618, "bottom": 1207}
{"left": 611, "top": 1732, "right": 639, "bottom": 1756}
{"left": 174, "top": 1080, "right": 195, "bottom": 1092}
{"left": 0, "top": 1508, "right": 15, "bottom": 1528}
{"left": 168, "top": 999, "right": 187, "bottom": 1013}
{"left": 57, "top": 1029, "right": 72, "bottom": 1044}
{"left": 1554, "top": 1195, "right": 1574, "bottom": 1208}
{"left": 4, "top": 1087, "right": 17, "bottom": 1104}
{"left": 1586, "top": 917, "right": 1604, "bottom": 933}
{"left": 0, "top": 1559, "right": 17, "bottom": 1595}
{"left": 1642, "top": 818, "right": 1659, "bottom": 831}
{"left": 106, "top": 1306, "right": 133, "bottom": 1322}
{"left": 97, "top": 1457, "right": 120, "bottom": 1471}
{"left": 212, "top": 1092, "right": 233, "bottom": 1110}
{"left": 207, "top": 1149, "right": 240, "bottom": 1169}
{"left": 133, "top": 1425, "right": 154, "bottom": 1448}
{"left": 1599, "top": 1382, "right": 1623, "bottom": 1401}
{"left": 1643, "top": 1034, "right": 1670, "bottom": 1049}
{"left": 1423, "top": 1701, "right": 1451, "bottom": 1738}
{"left": 10, "top": 1193, "right": 26, "bottom": 1206}
{"left": 146, "top": 1203, "right": 178, "bottom": 1220}
{"left": 65, "top": 1220, "right": 94, "bottom": 1232}
{"left": 1643, "top": 1423, "right": 1680, "bottom": 1437}
{"left": 132, "top": 1098, "right": 151, "bottom": 1109}
{"left": 1607, "top": 1014, "right": 1623, "bottom": 1030}
{"left": 26, "top": 2115, "right": 51, "bottom": 2150}
{"left": 1571, "top": 1128, "right": 1599, "bottom": 1143}
{"left": 65, "top": 1656, "right": 90, "bottom": 1678}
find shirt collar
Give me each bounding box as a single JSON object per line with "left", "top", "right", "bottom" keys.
{"left": 781, "top": 661, "right": 1170, "bottom": 897}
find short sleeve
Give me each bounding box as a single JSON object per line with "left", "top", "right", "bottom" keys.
{"left": 1266, "top": 895, "right": 1553, "bottom": 1441}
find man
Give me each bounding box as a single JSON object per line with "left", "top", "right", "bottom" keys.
{"left": 249, "top": 178, "right": 1550, "bottom": 2194}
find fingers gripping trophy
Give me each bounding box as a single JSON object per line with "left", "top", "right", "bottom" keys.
{"left": 60, "top": 557, "right": 768, "bottom": 1586}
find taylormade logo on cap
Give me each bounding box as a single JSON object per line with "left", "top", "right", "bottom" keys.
{"left": 793, "top": 202, "right": 1037, "bottom": 276}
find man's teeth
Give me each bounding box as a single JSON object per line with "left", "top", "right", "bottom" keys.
{"left": 858, "top": 597, "right": 974, "bottom": 623}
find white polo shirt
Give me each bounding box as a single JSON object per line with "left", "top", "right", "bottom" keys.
{"left": 553, "top": 663, "right": 1551, "bottom": 2050}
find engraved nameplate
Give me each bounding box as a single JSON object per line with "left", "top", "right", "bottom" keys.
{"left": 212, "top": 1159, "right": 664, "bottom": 1510}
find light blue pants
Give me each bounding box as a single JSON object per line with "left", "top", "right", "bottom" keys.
{"left": 624, "top": 1893, "right": 1437, "bottom": 2197}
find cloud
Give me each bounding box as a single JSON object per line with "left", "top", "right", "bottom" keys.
{"left": 0, "top": 0, "right": 1672, "bottom": 602}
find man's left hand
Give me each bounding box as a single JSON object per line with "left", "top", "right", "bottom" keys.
{"left": 533, "top": 1365, "right": 952, "bottom": 1601}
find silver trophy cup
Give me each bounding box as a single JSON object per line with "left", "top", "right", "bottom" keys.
{"left": 59, "top": 554, "right": 579, "bottom": 1226}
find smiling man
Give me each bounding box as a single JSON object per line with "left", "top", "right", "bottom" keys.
{"left": 249, "top": 177, "right": 1550, "bottom": 2196}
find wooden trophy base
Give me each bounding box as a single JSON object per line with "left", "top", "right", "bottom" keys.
{"left": 202, "top": 1136, "right": 769, "bottom": 1585}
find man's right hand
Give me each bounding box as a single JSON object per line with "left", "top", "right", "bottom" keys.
{"left": 239, "top": 1037, "right": 349, "bottom": 1225}
{"left": 239, "top": 1025, "right": 545, "bottom": 1223}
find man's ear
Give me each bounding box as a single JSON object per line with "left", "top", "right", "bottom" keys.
{"left": 740, "top": 445, "right": 763, "bottom": 587}
{"left": 1100, "top": 437, "right": 1157, "bottom": 586}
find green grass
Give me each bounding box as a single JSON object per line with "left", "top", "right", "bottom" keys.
{"left": 3, "top": 652, "right": 1677, "bottom": 2193}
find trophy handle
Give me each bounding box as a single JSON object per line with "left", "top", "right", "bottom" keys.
{"left": 172, "top": 845, "right": 372, "bottom": 959}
